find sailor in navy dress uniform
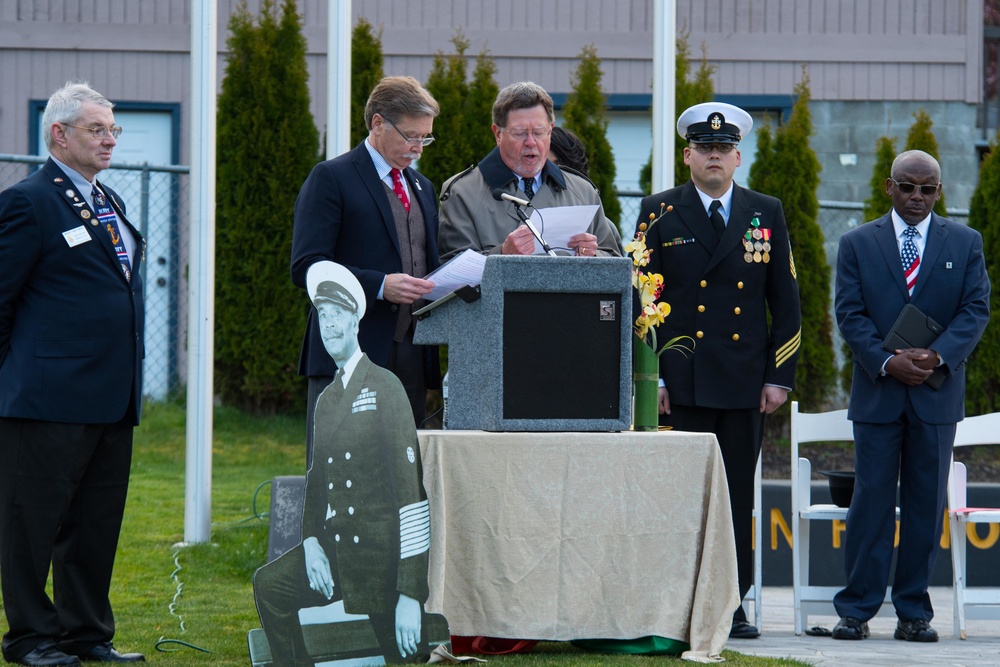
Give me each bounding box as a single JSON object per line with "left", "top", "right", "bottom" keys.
{"left": 254, "top": 262, "right": 431, "bottom": 666}
{"left": 636, "top": 102, "right": 802, "bottom": 640}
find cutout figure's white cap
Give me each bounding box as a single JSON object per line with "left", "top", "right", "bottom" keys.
{"left": 677, "top": 102, "right": 753, "bottom": 145}
{"left": 306, "top": 261, "right": 366, "bottom": 319}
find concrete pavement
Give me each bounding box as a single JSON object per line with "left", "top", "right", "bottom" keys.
{"left": 727, "top": 587, "right": 1000, "bottom": 666}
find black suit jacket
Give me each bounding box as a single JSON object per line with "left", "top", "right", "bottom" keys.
{"left": 638, "top": 181, "right": 801, "bottom": 409}
{"left": 0, "top": 159, "right": 145, "bottom": 424}
{"left": 290, "top": 142, "right": 441, "bottom": 383}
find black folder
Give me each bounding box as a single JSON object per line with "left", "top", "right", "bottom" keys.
{"left": 882, "top": 303, "right": 946, "bottom": 390}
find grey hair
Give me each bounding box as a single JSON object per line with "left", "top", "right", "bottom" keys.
{"left": 42, "top": 82, "right": 113, "bottom": 150}
{"left": 891, "top": 149, "right": 941, "bottom": 181}
{"left": 492, "top": 82, "right": 554, "bottom": 128}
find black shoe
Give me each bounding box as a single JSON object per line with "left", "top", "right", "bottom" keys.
{"left": 75, "top": 644, "right": 145, "bottom": 663}
{"left": 13, "top": 641, "right": 81, "bottom": 666}
{"left": 831, "top": 616, "right": 870, "bottom": 640}
{"left": 729, "top": 619, "right": 760, "bottom": 639}
{"left": 894, "top": 618, "right": 939, "bottom": 642}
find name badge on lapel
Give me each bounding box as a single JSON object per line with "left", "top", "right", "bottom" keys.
{"left": 62, "top": 226, "right": 92, "bottom": 248}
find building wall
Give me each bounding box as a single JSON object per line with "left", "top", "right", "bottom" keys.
{"left": 0, "top": 0, "right": 987, "bottom": 207}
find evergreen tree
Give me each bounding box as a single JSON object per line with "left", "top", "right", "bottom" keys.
{"left": 964, "top": 139, "right": 1000, "bottom": 413}
{"left": 351, "top": 17, "right": 383, "bottom": 147}
{"left": 563, "top": 44, "right": 621, "bottom": 225}
{"left": 863, "top": 135, "right": 898, "bottom": 222}
{"left": 639, "top": 31, "right": 715, "bottom": 195}
{"left": 465, "top": 47, "right": 500, "bottom": 169}
{"left": 904, "top": 109, "right": 947, "bottom": 216}
{"left": 421, "top": 35, "right": 498, "bottom": 192}
{"left": 748, "top": 71, "right": 835, "bottom": 411}
{"left": 216, "top": 0, "right": 319, "bottom": 414}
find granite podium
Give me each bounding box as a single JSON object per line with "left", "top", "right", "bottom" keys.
{"left": 414, "top": 255, "right": 633, "bottom": 431}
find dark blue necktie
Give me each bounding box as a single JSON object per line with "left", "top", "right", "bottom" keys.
{"left": 92, "top": 185, "right": 132, "bottom": 281}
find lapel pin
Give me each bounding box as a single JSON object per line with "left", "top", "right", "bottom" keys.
{"left": 66, "top": 189, "right": 75, "bottom": 198}
{"left": 53, "top": 177, "right": 64, "bottom": 183}
{"left": 946, "top": 262, "right": 953, "bottom": 269}
{"left": 81, "top": 210, "right": 91, "bottom": 220}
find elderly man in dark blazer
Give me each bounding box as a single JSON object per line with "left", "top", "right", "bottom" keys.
{"left": 637, "top": 102, "right": 801, "bottom": 640}
{"left": 291, "top": 76, "right": 442, "bottom": 460}
{"left": 254, "top": 262, "right": 431, "bottom": 666}
{"left": 831, "top": 150, "right": 990, "bottom": 642}
{"left": 0, "top": 82, "right": 145, "bottom": 665}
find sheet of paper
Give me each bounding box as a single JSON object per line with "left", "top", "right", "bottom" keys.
{"left": 423, "top": 248, "right": 488, "bottom": 301}
{"left": 528, "top": 204, "right": 600, "bottom": 255}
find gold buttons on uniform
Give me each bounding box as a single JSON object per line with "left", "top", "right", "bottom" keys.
{"left": 737, "top": 281, "right": 744, "bottom": 289}
{"left": 734, "top": 307, "right": 741, "bottom": 315}
{"left": 732, "top": 334, "right": 740, "bottom": 341}
{"left": 698, "top": 305, "right": 706, "bottom": 312}
{"left": 696, "top": 331, "right": 704, "bottom": 338}
{"left": 700, "top": 280, "right": 708, "bottom": 288}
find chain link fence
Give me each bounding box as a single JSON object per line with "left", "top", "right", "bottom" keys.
{"left": 0, "top": 154, "right": 190, "bottom": 402}
{"left": 1, "top": 155, "right": 969, "bottom": 405}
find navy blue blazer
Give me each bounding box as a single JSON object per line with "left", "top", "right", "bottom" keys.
{"left": 290, "top": 142, "right": 441, "bottom": 380}
{"left": 0, "top": 159, "right": 145, "bottom": 425}
{"left": 836, "top": 212, "right": 990, "bottom": 424}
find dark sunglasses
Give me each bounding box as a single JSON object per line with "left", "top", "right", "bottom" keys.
{"left": 890, "top": 178, "right": 939, "bottom": 196}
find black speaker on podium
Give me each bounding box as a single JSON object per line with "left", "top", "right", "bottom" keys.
{"left": 502, "top": 291, "right": 622, "bottom": 420}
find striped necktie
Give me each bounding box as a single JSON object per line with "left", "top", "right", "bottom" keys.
{"left": 390, "top": 168, "right": 410, "bottom": 213}
{"left": 901, "top": 226, "right": 920, "bottom": 296}
{"left": 92, "top": 185, "right": 132, "bottom": 281}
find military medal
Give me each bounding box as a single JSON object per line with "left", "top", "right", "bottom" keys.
{"left": 753, "top": 250, "right": 762, "bottom": 262}
{"left": 744, "top": 252, "right": 754, "bottom": 263}
{"left": 754, "top": 241, "right": 763, "bottom": 251}
{"left": 763, "top": 251, "right": 771, "bottom": 263}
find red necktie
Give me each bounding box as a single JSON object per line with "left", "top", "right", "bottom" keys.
{"left": 390, "top": 168, "right": 410, "bottom": 213}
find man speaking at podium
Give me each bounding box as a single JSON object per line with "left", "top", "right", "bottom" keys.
{"left": 638, "top": 102, "right": 802, "bottom": 640}
{"left": 438, "top": 81, "right": 622, "bottom": 260}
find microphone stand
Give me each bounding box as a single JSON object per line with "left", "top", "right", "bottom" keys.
{"left": 511, "top": 203, "right": 558, "bottom": 257}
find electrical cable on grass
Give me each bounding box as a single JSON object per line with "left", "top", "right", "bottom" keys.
{"left": 155, "top": 549, "right": 211, "bottom": 654}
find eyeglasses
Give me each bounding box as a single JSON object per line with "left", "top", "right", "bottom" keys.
{"left": 890, "top": 178, "right": 939, "bottom": 196}
{"left": 691, "top": 143, "right": 736, "bottom": 154}
{"left": 502, "top": 127, "right": 552, "bottom": 142}
{"left": 60, "top": 123, "right": 123, "bottom": 140}
{"left": 384, "top": 119, "right": 435, "bottom": 147}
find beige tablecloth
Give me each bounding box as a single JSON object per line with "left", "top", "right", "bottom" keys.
{"left": 419, "top": 430, "right": 738, "bottom": 661}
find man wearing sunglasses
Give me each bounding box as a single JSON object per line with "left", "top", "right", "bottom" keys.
{"left": 437, "top": 81, "right": 622, "bottom": 260}
{"left": 292, "top": 76, "right": 443, "bottom": 459}
{"left": 832, "top": 150, "right": 990, "bottom": 643}
{"left": 636, "top": 102, "right": 802, "bottom": 640}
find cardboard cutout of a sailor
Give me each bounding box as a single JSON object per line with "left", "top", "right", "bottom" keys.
{"left": 253, "top": 262, "right": 434, "bottom": 666}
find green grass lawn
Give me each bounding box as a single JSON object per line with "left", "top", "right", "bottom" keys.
{"left": 0, "top": 402, "right": 806, "bottom": 666}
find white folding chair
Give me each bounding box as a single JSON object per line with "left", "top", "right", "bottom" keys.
{"left": 949, "top": 412, "right": 1000, "bottom": 639}
{"left": 740, "top": 455, "right": 763, "bottom": 630}
{"left": 789, "top": 401, "right": 895, "bottom": 634}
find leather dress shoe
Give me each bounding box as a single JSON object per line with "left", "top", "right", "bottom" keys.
{"left": 75, "top": 644, "right": 145, "bottom": 663}
{"left": 13, "top": 640, "right": 81, "bottom": 666}
{"left": 729, "top": 619, "right": 760, "bottom": 639}
{"left": 831, "top": 616, "right": 870, "bottom": 640}
{"left": 894, "top": 618, "right": 939, "bottom": 642}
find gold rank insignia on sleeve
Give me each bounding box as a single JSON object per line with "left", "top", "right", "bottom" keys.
{"left": 788, "top": 240, "right": 797, "bottom": 280}
{"left": 775, "top": 329, "right": 801, "bottom": 368}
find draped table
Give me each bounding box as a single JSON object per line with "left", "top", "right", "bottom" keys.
{"left": 418, "top": 430, "right": 739, "bottom": 662}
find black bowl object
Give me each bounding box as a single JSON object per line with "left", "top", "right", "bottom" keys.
{"left": 819, "top": 470, "right": 855, "bottom": 508}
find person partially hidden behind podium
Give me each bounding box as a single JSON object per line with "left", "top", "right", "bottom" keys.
{"left": 437, "top": 81, "right": 622, "bottom": 260}
{"left": 831, "top": 150, "right": 990, "bottom": 642}
{"left": 254, "top": 262, "right": 432, "bottom": 666}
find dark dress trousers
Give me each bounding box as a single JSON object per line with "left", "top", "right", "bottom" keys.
{"left": 637, "top": 180, "right": 801, "bottom": 615}
{"left": 0, "top": 159, "right": 144, "bottom": 661}
{"left": 834, "top": 212, "right": 989, "bottom": 622}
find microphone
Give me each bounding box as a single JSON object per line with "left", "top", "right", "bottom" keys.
{"left": 491, "top": 188, "right": 558, "bottom": 257}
